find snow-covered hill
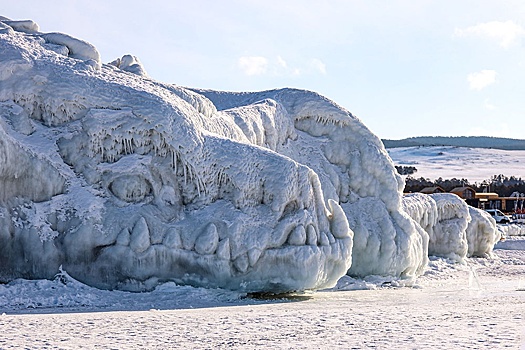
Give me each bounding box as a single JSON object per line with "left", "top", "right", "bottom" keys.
{"left": 388, "top": 146, "right": 525, "bottom": 183}
{"left": 383, "top": 136, "right": 525, "bottom": 150}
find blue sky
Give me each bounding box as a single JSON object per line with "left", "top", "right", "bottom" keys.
{"left": 4, "top": 1, "right": 525, "bottom": 139}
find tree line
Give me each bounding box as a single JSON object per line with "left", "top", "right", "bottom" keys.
{"left": 403, "top": 174, "right": 525, "bottom": 197}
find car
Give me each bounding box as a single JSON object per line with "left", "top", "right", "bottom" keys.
{"left": 485, "top": 209, "right": 512, "bottom": 224}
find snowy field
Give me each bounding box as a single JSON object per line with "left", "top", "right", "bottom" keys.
{"left": 0, "top": 237, "right": 524, "bottom": 349}
{"left": 388, "top": 146, "right": 525, "bottom": 183}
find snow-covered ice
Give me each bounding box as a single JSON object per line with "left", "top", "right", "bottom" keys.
{"left": 427, "top": 193, "right": 470, "bottom": 261}
{"left": 0, "top": 239, "right": 524, "bottom": 349}
{"left": 195, "top": 88, "right": 429, "bottom": 279}
{"left": 466, "top": 206, "right": 500, "bottom": 257}
{"left": 388, "top": 146, "right": 525, "bottom": 183}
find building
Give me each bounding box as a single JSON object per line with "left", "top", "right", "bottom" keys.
{"left": 419, "top": 186, "right": 445, "bottom": 194}
{"left": 450, "top": 186, "right": 478, "bottom": 207}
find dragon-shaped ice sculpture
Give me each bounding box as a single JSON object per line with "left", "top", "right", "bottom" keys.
{"left": 0, "top": 17, "right": 428, "bottom": 293}
{"left": 0, "top": 18, "right": 353, "bottom": 292}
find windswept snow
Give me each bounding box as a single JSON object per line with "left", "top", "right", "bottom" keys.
{"left": 1, "top": 240, "right": 524, "bottom": 349}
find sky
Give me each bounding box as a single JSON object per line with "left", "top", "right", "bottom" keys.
{"left": 3, "top": 1, "right": 525, "bottom": 139}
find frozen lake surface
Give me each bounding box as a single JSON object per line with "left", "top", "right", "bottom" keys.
{"left": 1, "top": 237, "right": 524, "bottom": 349}
{"left": 388, "top": 146, "right": 525, "bottom": 183}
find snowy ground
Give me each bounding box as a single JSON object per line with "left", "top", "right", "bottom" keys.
{"left": 388, "top": 146, "right": 525, "bottom": 183}
{"left": 1, "top": 236, "right": 524, "bottom": 349}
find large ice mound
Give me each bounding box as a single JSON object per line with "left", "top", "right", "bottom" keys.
{"left": 403, "top": 193, "right": 500, "bottom": 261}
{"left": 466, "top": 206, "right": 499, "bottom": 257}
{"left": 0, "top": 16, "right": 432, "bottom": 292}
{"left": 0, "top": 17, "right": 354, "bottom": 293}
{"left": 193, "top": 89, "right": 429, "bottom": 279}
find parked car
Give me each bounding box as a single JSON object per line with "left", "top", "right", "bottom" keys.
{"left": 512, "top": 213, "right": 525, "bottom": 224}
{"left": 485, "top": 209, "right": 512, "bottom": 224}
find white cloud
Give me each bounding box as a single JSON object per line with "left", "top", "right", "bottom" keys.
{"left": 466, "top": 123, "right": 513, "bottom": 138}
{"left": 455, "top": 20, "right": 525, "bottom": 48}
{"left": 238, "top": 56, "right": 268, "bottom": 76}
{"left": 238, "top": 56, "right": 326, "bottom": 77}
{"left": 467, "top": 70, "right": 497, "bottom": 90}
{"left": 310, "top": 58, "right": 326, "bottom": 74}
{"left": 484, "top": 99, "right": 496, "bottom": 110}
{"left": 276, "top": 55, "right": 287, "bottom": 68}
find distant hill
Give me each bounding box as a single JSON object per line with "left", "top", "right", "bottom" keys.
{"left": 382, "top": 136, "right": 525, "bottom": 150}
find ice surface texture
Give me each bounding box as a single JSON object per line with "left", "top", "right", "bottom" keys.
{"left": 404, "top": 193, "right": 500, "bottom": 260}
{"left": 194, "top": 89, "right": 429, "bottom": 278}
{"left": 466, "top": 207, "right": 499, "bottom": 257}
{"left": 0, "top": 18, "right": 355, "bottom": 293}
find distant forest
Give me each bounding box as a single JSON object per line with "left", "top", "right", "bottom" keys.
{"left": 404, "top": 174, "right": 525, "bottom": 197}
{"left": 383, "top": 136, "right": 525, "bottom": 150}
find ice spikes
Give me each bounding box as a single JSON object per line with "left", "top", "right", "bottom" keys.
{"left": 130, "top": 217, "right": 151, "bottom": 253}
{"left": 163, "top": 228, "right": 182, "bottom": 249}
{"left": 216, "top": 238, "right": 231, "bottom": 260}
{"left": 288, "top": 225, "right": 307, "bottom": 245}
{"left": 116, "top": 228, "right": 131, "bottom": 246}
{"left": 248, "top": 248, "right": 262, "bottom": 267}
{"left": 306, "top": 224, "right": 317, "bottom": 245}
{"left": 328, "top": 199, "right": 351, "bottom": 239}
{"left": 233, "top": 253, "right": 249, "bottom": 273}
{"left": 319, "top": 232, "right": 330, "bottom": 246}
{"left": 194, "top": 223, "right": 219, "bottom": 255}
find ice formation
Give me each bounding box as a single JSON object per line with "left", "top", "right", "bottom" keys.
{"left": 498, "top": 224, "right": 525, "bottom": 237}
{"left": 0, "top": 15, "right": 440, "bottom": 293}
{"left": 193, "top": 89, "right": 429, "bottom": 278}
{"left": 466, "top": 206, "right": 499, "bottom": 257}
{"left": 403, "top": 193, "right": 505, "bottom": 260}
{"left": 109, "top": 54, "right": 148, "bottom": 77}
{"left": 0, "top": 17, "right": 356, "bottom": 293}
{"left": 428, "top": 193, "right": 470, "bottom": 261}
{"left": 403, "top": 193, "right": 470, "bottom": 261}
